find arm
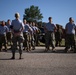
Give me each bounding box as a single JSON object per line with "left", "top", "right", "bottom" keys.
{"left": 65, "top": 23, "right": 68, "bottom": 34}
{"left": 65, "top": 25, "right": 68, "bottom": 33}
{"left": 43, "top": 23, "right": 48, "bottom": 33}
{"left": 20, "top": 22, "right": 24, "bottom": 32}
{"left": 10, "top": 20, "right": 14, "bottom": 34}
{"left": 6, "top": 26, "right": 9, "bottom": 33}
{"left": 54, "top": 24, "right": 57, "bottom": 32}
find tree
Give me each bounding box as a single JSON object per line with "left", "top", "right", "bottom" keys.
{"left": 23, "top": 5, "right": 43, "bottom": 22}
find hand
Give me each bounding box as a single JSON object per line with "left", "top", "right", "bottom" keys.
{"left": 14, "top": 32, "right": 21, "bottom": 37}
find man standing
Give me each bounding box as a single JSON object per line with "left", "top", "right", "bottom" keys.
{"left": 6, "top": 19, "right": 12, "bottom": 48}
{"left": 11, "top": 12, "right": 24, "bottom": 59}
{"left": 0, "top": 21, "right": 9, "bottom": 52}
{"left": 29, "top": 22, "right": 35, "bottom": 50}
{"left": 55, "top": 25, "right": 63, "bottom": 46}
{"left": 23, "top": 20, "right": 32, "bottom": 52}
{"left": 44, "top": 17, "right": 56, "bottom": 52}
{"left": 64, "top": 17, "right": 76, "bottom": 53}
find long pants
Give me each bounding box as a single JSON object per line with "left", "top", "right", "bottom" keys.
{"left": 31, "top": 34, "right": 35, "bottom": 49}
{"left": 65, "top": 34, "right": 76, "bottom": 50}
{"left": 23, "top": 32, "right": 31, "bottom": 51}
{"left": 34, "top": 33, "right": 39, "bottom": 46}
{"left": 0, "top": 34, "right": 7, "bottom": 50}
{"left": 6, "top": 32, "right": 12, "bottom": 45}
{"left": 12, "top": 36, "right": 23, "bottom": 54}
{"left": 45, "top": 31, "right": 55, "bottom": 49}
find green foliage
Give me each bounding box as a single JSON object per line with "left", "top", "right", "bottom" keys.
{"left": 23, "top": 5, "right": 43, "bottom": 22}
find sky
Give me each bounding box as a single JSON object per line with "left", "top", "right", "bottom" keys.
{"left": 0, "top": 0, "right": 76, "bottom": 28}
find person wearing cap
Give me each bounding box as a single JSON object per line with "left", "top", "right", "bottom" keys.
{"left": 44, "top": 17, "right": 56, "bottom": 52}
{"left": 64, "top": 17, "right": 76, "bottom": 53}
{"left": 10, "top": 12, "right": 24, "bottom": 59}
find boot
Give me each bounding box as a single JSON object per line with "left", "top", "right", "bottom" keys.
{"left": 4, "top": 44, "right": 7, "bottom": 52}
{"left": 11, "top": 52, "right": 15, "bottom": 59}
{"left": 19, "top": 53, "right": 22, "bottom": 59}
{"left": 64, "top": 48, "right": 68, "bottom": 53}
{"left": 0, "top": 48, "right": 1, "bottom": 52}
{"left": 74, "top": 48, "right": 76, "bottom": 53}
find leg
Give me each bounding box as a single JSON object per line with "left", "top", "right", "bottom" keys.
{"left": 31, "top": 35, "right": 35, "bottom": 50}
{"left": 50, "top": 32, "right": 55, "bottom": 51}
{"left": 3, "top": 35, "right": 7, "bottom": 51}
{"left": 11, "top": 37, "right": 17, "bottom": 59}
{"left": 71, "top": 34, "right": 76, "bottom": 53}
{"left": 18, "top": 42, "right": 23, "bottom": 59}
{"left": 0, "top": 42, "right": 2, "bottom": 51}
{"left": 64, "top": 34, "right": 70, "bottom": 53}
{"left": 0, "top": 35, "right": 3, "bottom": 51}
{"left": 23, "top": 32, "right": 27, "bottom": 51}
{"left": 28, "top": 34, "right": 31, "bottom": 51}
{"left": 18, "top": 36, "right": 24, "bottom": 59}
{"left": 45, "top": 32, "right": 50, "bottom": 51}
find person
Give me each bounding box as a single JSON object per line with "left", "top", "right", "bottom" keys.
{"left": 34, "top": 23, "right": 40, "bottom": 46}
{"left": 32, "top": 22, "right": 39, "bottom": 47}
{"left": 23, "top": 20, "right": 32, "bottom": 52}
{"left": 44, "top": 17, "right": 56, "bottom": 52}
{"left": 6, "top": 19, "right": 12, "bottom": 48}
{"left": 64, "top": 17, "right": 76, "bottom": 53}
{"left": 55, "top": 25, "right": 63, "bottom": 46}
{"left": 29, "top": 21, "right": 36, "bottom": 50}
{"left": 0, "top": 21, "right": 9, "bottom": 52}
{"left": 10, "top": 12, "right": 24, "bottom": 59}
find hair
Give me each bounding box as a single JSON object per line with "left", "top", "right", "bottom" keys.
{"left": 7, "top": 19, "right": 10, "bottom": 21}
{"left": 23, "top": 19, "right": 26, "bottom": 22}
{"left": 1, "top": 20, "right": 5, "bottom": 26}
{"left": 69, "top": 17, "right": 74, "bottom": 22}
{"left": 15, "top": 12, "right": 20, "bottom": 18}
{"left": 48, "top": 17, "right": 52, "bottom": 20}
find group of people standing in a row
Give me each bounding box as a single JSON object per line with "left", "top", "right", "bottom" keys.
{"left": 0, "top": 12, "right": 76, "bottom": 59}
{"left": 44, "top": 17, "right": 76, "bottom": 53}
{"left": 0, "top": 12, "right": 40, "bottom": 59}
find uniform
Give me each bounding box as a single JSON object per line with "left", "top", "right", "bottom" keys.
{"left": 32, "top": 26, "right": 39, "bottom": 46}
{"left": 0, "top": 24, "right": 9, "bottom": 51}
{"left": 65, "top": 22, "right": 76, "bottom": 52}
{"left": 55, "top": 26, "right": 63, "bottom": 46}
{"left": 30, "top": 25, "right": 36, "bottom": 50}
{"left": 44, "top": 22, "right": 56, "bottom": 51}
{"left": 6, "top": 24, "right": 12, "bottom": 46}
{"left": 23, "top": 24, "right": 32, "bottom": 52}
{"left": 11, "top": 15, "right": 24, "bottom": 59}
